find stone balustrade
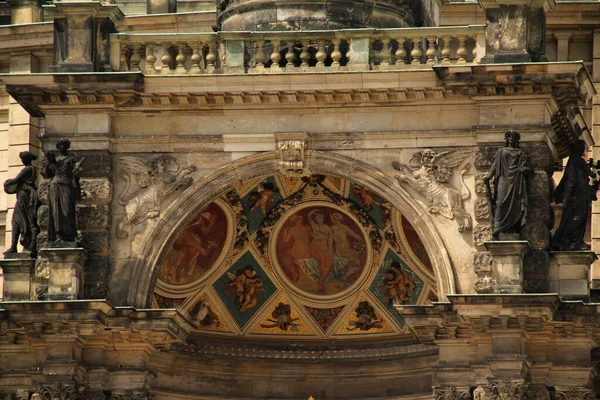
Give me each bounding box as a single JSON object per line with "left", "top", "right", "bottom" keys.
{"left": 111, "top": 25, "right": 485, "bottom": 74}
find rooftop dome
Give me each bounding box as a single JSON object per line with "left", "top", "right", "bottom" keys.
{"left": 217, "top": 0, "right": 415, "bottom": 31}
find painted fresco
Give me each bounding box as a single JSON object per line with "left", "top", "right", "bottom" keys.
{"left": 348, "top": 183, "right": 385, "bottom": 229}
{"left": 158, "top": 202, "right": 228, "bottom": 286}
{"left": 152, "top": 173, "right": 437, "bottom": 339}
{"left": 242, "top": 177, "right": 283, "bottom": 234}
{"left": 274, "top": 205, "right": 368, "bottom": 296}
{"left": 213, "top": 250, "right": 277, "bottom": 329}
{"left": 401, "top": 215, "right": 434, "bottom": 273}
{"left": 368, "top": 248, "right": 424, "bottom": 325}
{"left": 305, "top": 305, "right": 345, "bottom": 333}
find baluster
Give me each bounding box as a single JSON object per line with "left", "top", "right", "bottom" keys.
{"left": 190, "top": 42, "right": 203, "bottom": 73}
{"left": 426, "top": 36, "right": 437, "bottom": 65}
{"left": 129, "top": 43, "right": 142, "bottom": 71}
{"left": 331, "top": 38, "right": 342, "bottom": 68}
{"left": 285, "top": 40, "right": 296, "bottom": 69}
{"left": 472, "top": 38, "right": 478, "bottom": 62}
{"left": 440, "top": 35, "right": 452, "bottom": 64}
{"left": 175, "top": 43, "right": 187, "bottom": 73}
{"left": 145, "top": 44, "right": 156, "bottom": 74}
{"left": 160, "top": 42, "right": 172, "bottom": 74}
{"left": 411, "top": 37, "right": 422, "bottom": 64}
{"left": 315, "top": 40, "right": 326, "bottom": 68}
{"left": 457, "top": 35, "right": 468, "bottom": 64}
{"left": 206, "top": 40, "right": 217, "bottom": 73}
{"left": 380, "top": 37, "right": 391, "bottom": 67}
{"left": 395, "top": 37, "right": 406, "bottom": 65}
{"left": 299, "top": 40, "right": 310, "bottom": 68}
{"left": 270, "top": 40, "right": 281, "bottom": 69}
{"left": 255, "top": 40, "right": 266, "bottom": 69}
{"left": 119, "top": 43, "right": 128, "bottom": 71}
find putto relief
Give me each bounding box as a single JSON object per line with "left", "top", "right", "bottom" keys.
{"left": 392, "top": 148, "right": 472, "bottom": 232}
{"left": 116, "top": 154, "right": 196, "bottom": 238}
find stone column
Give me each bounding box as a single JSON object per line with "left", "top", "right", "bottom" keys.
{"left": 485, "top": 241, "right": 530, "bottom": 293}
{"left": 0, "top": 255, "right": 34, "bottom": 301}
{"left": 40, "top": 247, "right": 88, "bottom": 300}
{"left": 550, "top": 251, "right": 595, "bottom": 300}
{"left": 45, "top": 0, "right": 123, "bottom": 72}
{"left": 478, "top": 0, "right": 555, "bottom": 63}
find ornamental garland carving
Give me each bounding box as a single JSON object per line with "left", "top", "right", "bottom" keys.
{"left": 392, "top": 148, "right": 472, "bottom": 232}
{"left": 116, "top": 154, "right": 196, "bottom": 238}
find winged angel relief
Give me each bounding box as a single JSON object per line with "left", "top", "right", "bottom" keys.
{"left": 392, "top": 149, "right": 472, "bottom": 232}
{"left": 116, "top": 155, "right": 196, "bottom": 238}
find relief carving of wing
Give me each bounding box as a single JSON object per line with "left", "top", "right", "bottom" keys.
{"left": 119, "top": 156, "right": 154, "bottom": 188}
{"left": 431, "top": 149, "right": 471, "bottom": 182}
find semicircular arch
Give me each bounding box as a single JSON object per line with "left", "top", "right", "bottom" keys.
{"left": 127, "top": 151, "right": 456, "bottom": 308}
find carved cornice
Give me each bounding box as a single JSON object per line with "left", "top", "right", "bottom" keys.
{"left": 434, "top": 63, "right": 595, "bottom": 158}
{"left": 5, "top": 87, "right": 450, "bottom": 117}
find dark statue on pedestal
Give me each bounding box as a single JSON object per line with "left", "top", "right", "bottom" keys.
{"left": 552, "top": 140, "right": 598, "bottom": 251}
{"left": 3, "top": 151, "right": 40, "bottom": 257}
{"left": 484, "top": 131, "right": 533, "bottom": 240}
{"left": 41, "top": 138, "right": 83, "bottom": 244}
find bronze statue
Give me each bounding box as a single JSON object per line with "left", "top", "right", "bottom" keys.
{"left": 41, "top": 138, "right": 83, "bottom": 244}
{"left": 484, "top": 131, "right": 532, "bottom": 240}
{"left": 551, "top": 140, "right": 597, "bottom": 251}
{"left": 3, "top": 151, "right": 40, "bottom": 256}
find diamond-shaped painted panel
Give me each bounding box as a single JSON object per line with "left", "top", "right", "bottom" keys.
{"left": 368, "top": 248, "right": 425, "bottom": 326}
{"left": 213, "top": 250, "right": 277, "bottom": 330}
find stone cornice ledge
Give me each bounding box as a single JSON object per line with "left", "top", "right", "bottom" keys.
{"left": 0, "top": 300, "right": 194, "bottom": 346}
{"left": 434, "top": 62, "right": 596, "bottom": 157}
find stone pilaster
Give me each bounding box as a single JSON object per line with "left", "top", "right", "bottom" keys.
{"left": 0, "top": 255, "right": 34, "bottom": 301}
{"left": 478, "top": 0, "right": 555, "bottom": 63}
{"left": 550, "top": 251, "right": 596, "bottom": 300}
{"left": 40, "top": 247, "right": 89, "bottom": 300}
{"left": 485, "top": 241, "right": 530, "bottom": 294}
{"left": 45, "top": 0, "right": 123, "bottom": 72}
{"left": 147, "top": 0, "right": 177, "bottom": 14}
{"left": 7, "top": 0, "right": 44, "bottom": 25}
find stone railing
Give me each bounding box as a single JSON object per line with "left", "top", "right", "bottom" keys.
{"left": 111, "top": 25, "right": 486, "bottom": 74}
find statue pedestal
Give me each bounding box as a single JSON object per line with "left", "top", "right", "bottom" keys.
{"left": 39, "top": 247, "right": 88, "bottom": 300}
{"left": 484, "top": 241, "right": 531, "bottom": 294}
{"left": 549, "top": 251, "right": 596, "bottom": 300}
{"left": 0, "top": 254, "right": 34, "bottom": 301}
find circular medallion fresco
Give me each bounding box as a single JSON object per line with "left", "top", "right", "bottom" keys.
{"left": 271, "top": 202, "right": 372, "bottom": 301}
{"left": 156, "top": 200, "right": 233, "bottom": 293}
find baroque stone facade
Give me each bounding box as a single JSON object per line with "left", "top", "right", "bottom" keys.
{"left": 0, "top": 0, "right": 599, "bottom": 399}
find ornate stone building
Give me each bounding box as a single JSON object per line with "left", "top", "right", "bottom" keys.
{"left": 0, "top": 0, "right": 599, "bottom": 399}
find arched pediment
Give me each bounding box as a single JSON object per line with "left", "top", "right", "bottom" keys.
{"left": 128, "top": 151, "right": 455, "bottom": 339}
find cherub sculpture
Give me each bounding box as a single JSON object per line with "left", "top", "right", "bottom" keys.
{"left": 116, "top": 154, "right": 196, "bottom": 238}
{"left": 392, "top": 149, "right": 472, "bottom": 232}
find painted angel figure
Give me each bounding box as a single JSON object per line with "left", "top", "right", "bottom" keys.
{"left": 392, "top": 148, "right": 472, "bottom": 232}
{"left": 116, "top": 154, "right": 196, "bottom": 237}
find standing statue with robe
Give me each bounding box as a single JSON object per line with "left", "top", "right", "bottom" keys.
{"left": 3, "top": 151, "right": 40, "bottom": 256}
{"left": 484, "top": 131, "right": 533, "bottom": 240}
{"left": 551, "top": 140, "right": 597, "bottom": 251}
{"left": 42, "top": 138, "right": 83, "bottom": 244}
